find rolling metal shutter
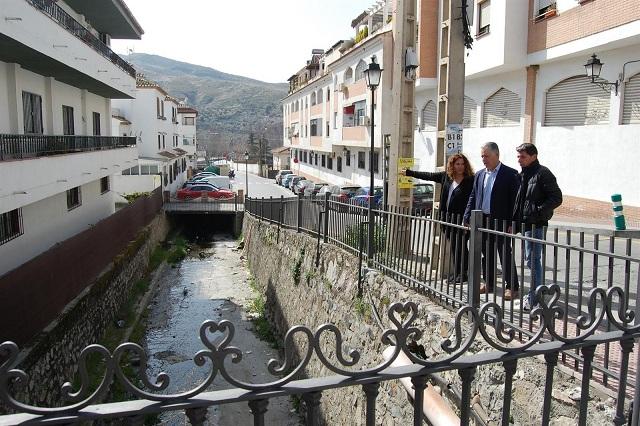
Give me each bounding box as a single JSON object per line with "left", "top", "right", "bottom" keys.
{"left": 544, "top": 76, "right": 610, "bottom": 126}
{"left": 622, "top": 73, "right": 640, "bottom": 124}
{"left": 421, "top": 100, "right": 437, "bottom": 130}
{"left": 463, "top": 96, "right": 478, "bottom": 128}
{"left": 482, "top": 88, "right": 521, "bottom": 127}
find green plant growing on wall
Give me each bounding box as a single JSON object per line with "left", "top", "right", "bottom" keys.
{"left": 342, "top": 223, "right": 386, "bottom": 253}
{"left": 354, "top": 296, "right": 372, "bottom": 321}
{"left": 292, "top": 249, "right": 305, "bottom": 286}
{"left": 305, "top": 270, "right": 317, "bottom": 285}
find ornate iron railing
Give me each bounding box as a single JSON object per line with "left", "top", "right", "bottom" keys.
{"left": 1, "top": 291, "right": 639, "bottom": 424}
{"left": 0, "top": 134, "right": 136, "bottom": 161}
{"left": 25, "top": 0, "right": 136, "bottom": 77}
{"left": 245, "top": 195, "right": 640, "bottom": 394}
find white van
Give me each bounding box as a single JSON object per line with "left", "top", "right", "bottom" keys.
{"left": 202, "top": 175, "right": 232, "bottom": 190}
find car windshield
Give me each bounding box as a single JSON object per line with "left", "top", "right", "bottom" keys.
{"left": 414, "top": 185, "right": 434, "bottom": 196}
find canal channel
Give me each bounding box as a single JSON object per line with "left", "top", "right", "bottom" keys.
{"left": 141, "top": 222, "right": 300, "bottom": 425}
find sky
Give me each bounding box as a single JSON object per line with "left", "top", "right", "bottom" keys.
{"left": 112, "top": 0, "right": 375, "bottom": 84}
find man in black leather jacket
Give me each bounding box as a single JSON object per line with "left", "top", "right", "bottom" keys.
{"left": 513, "top": 143, "right": 562, "bottom": 310}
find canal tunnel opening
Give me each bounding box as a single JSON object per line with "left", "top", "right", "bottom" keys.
{"left": 169, "top": 213, "right": 238, "bottom": 242}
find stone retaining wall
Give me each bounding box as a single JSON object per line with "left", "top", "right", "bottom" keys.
{"left": 243, "top": 216, "right": 620, "bottom": 425}
{"left": 7, "top": 214, "right": 170, "bottom": 408}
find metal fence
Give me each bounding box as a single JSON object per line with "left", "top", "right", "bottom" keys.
{"left": 25, "top": 0, "right": 137, "bottom": 77}
{"left": 1, "top": 194, "right": 639, "bottom": 424}
{"left": 245, "top": 194, "right": 640, "bottom": 395}
{"left": 164, "top": 195, "right": 244, "bottom": 214}
{"left": 0, "top": 135, "right": 136, "bottom": 161}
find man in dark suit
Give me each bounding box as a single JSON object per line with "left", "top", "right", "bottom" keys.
{"left": 464, "top": 142, "right": 520, "bottom": 300}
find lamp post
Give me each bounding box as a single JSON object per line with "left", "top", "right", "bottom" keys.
{"left": 584, "top": 53, "right": 640, "bottom": 96}
{"left": 244, "top": 150, "right": 249, "bottom": 198}
{"left": 363, "top": 55, "right": 383, "bottom": 261}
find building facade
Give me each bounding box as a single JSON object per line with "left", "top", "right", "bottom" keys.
{"left": 112, "top": 75, "right": 195, "bottom": 196}
{"left": 284, "top": 0, "right": 640, "bottom": 207}
{"left": 414, "top": 0, "right": 640, "bottom": 206}
{"left": 282, "top": 0, "right": 395, "bottom": 188}
{"left": 0, "top": 0, "right": 143, "bottom": 275}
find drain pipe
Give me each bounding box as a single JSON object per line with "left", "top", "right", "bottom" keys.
{"left": 383, "top": 347, "right": 460, "bottom": 426}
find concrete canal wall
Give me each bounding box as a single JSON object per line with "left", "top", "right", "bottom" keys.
{"left": 243, "top": 215, "right": 619, "bottom": 425}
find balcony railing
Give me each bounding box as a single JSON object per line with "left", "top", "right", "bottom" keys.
{"left": 25, "top": 0, "right": 136, "bottom": 78}
{"left": 0, "top": 134, "right": 136, "bottom": 161}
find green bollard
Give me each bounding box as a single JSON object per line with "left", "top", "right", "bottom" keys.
{"left": 611, "top": 194, "right": 626, "bottom": 231}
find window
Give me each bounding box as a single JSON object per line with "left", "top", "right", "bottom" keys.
{"left": 358, "top": 151, "right": 366, "bottom": 169}
{"left": 535, "top": 0, "right": 556, "bottom": 17}
{"left": 544, "top": 76, "right": 610, "bottom": 126}
{"left": 183, "top": 116, "right": 195, "bottom": 125}
{"left": 62, "top": 106, "right": 74, "bottom": 135}
{"left": 22, "top": 92, "right": 43, "bottom": 134}
{"left": 346, "top": 150, "right": 351, "bottom": 167}
{"left": 315, "top": 153, "right": 318, "bottom": 165}
{"left": 420, "top": 101, "right": 437, "bottom": 131}
{"left": 172, "top": 106, "right": 177, "bottom": 123}
{"left": 337, "top": 156, "right": 343, "bottom": 173}
{"left": 169, "top": 165, "right": 173, "bottom": 183}
{"left": 327, "top": 156, "right": 333, "bottom": 170}
{"left": 310, "top": 118, "right": 322, "bottom": 136}
{"left": 92, "top": 112, "right": 101, "bottom": 136}
{"left": 355, "top": 60, "right": 367, "bottom": 81}
{"left": 327, "top": 88, "right": 330, "bottom": 101}
{"left": 463, "top": 96, "right": 479, "bottom": 128}
{"left": 345, "top": 68, "right": 354, "bottom": 84}
{"left": 355, "top": 101, "right": 367, "bottom": 126}
{"left": 100, "top": 176, "right": 109, "bottom": 194}
{"left": 311, "top": 92, "right": 317, "bottom": 106}
{"left": 162, "top": 135, "right": 166, "bottom": 149}
{"left": 0, "top": 209, "right": 23, "bottom": 245}
{"left": 622, "top": 72, "right": 640, "bottom": 124}
{"left": 303, "top": 151, "right": 308, "bottom": 162}
{"left": 157, "top": 98, "right": 165, "bottom": 118}
{"left": 326, "top": 123, "right": 330, "bottom": 137}
{"left": 334, "top": 112, "right": 338, "bottom": 129}
{"left": 321, "top": 154, "right": 326, "bottom": 167}
{"left": 158, "top": 134, "right": 161, "bottom": 150}
{"left": 482, "top": 88, "right": 522, "bottom": 127}
{"left": 156, "top": 98, "right": 161, "bottom": 117}
{"left": 478, "top": 0, "right": 490, "bottom": 36}
{"left": 371, "top": 152, "right": 380, "bottom": 173}
{"left": 67, "top": 187, "right": 82, "bottom": 210}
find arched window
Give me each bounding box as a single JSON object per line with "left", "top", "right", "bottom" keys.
{"left": 295, "top": 100, "right": 299, "bottom": 112}
{"left": 310, "top": 92, "right": 317, "bottom": 106}
{"left": 482, "top": 88, "right": 522, "bottom": 127}
{"left": 317, "top": 89, "right": 323, "bottom": 104}
{"left": 622, "top": 72, "right": 640, "bottom": 124}
{"left": 420, "top": 101, "right": 437, "bottom": 130}
{"left": 544, "top": 75, "right": 610, "bottom": 126}
{"left": 463, "top": 96, "right": 478, "bottom": 128}
{"left": 354, "top": 60, "right": 368, "bottom": 81}
{"left": 344, "top": 68, "right": 354, "bottom": 84}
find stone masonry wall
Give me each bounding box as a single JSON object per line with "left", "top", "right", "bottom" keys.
{"left": 7, "top": 214, "right": 170, "bottom": 408}
{"left": 244, "top": 215, "right": 621, "bottom": 425}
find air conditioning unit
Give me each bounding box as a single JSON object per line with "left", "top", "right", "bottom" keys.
{"left": 358, "top": 116, "right": 371, "bottom": 126}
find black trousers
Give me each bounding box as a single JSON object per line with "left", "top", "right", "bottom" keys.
{"left": 445, "top": 227, "right": 469, "bottom": 279}
{"left": 481, "top": 217, "right": 519, "bottom": 291}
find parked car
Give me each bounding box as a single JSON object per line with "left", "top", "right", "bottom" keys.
{"left": 288, "top": 176, "right": 306, "bottom": 191}
{"left": 200, "top": 175, "right": 232, "bottom": 189}
{"left": 275, "top": 170, "right": 293, "bottom": 185}
{"left": 294, "top": 179, "right": 312, "bottom": 195}
{"left": 352, "top": 186, "right": 384, "bottom": 208}
{"left": 318, "top": 184, "right": 361, "bottom": 202}
{"left": 281, "top": 174, "right": 297, "bottom": 188}
{"left": 193, "top": 172, "right": 218, "bottom": 178}
{"left": 310, "top": 182, "right": 328, "bottom": 197}
{"left": 176, "top": 183, "right": 234, "bottom": 200}
{"left": 413, "top": 183, "right": 435, "bottom": 215}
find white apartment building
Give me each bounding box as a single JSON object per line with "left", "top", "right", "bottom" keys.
{"left": 282, "top": 0, "right": 394, "bottom": 187}
{"left": 414, "top": 0, "right": 640, "bottom": 206}
{"left": 284, "top": 0, "right": 640, "bottom": 207}
{"left": 112, "top": 75, "right": 195, "bottom": 196}
{"left": 177, "top": 104, "right": 198, "bottom": 170}
{"left": 0, "top": 0, "right": 143, "bottom": 275}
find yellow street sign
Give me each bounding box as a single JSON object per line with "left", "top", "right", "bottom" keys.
{"left": 398, "top": 157, "right": 415, "bottom": 189}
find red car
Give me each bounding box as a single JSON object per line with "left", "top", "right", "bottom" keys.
{"left": 176, "top": 183, "right": 234, "bottom": 200}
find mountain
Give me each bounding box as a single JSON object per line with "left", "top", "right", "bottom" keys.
{"left": 123, "top": 53, "right": 288, "bottom": 156}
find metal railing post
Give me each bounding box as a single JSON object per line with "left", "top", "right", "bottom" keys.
{"left": 297, "top": 192, "right": 303, "bottom": 233}
{"left": 323, "top": 191, "right": 330, "bottom": 243}
{"left": 261, "top": 197, "right": 264, "bottom": 221}
{"left": 467, "top": 210, "right": 483, "bottom": 308}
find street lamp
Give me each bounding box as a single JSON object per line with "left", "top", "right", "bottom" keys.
{"left": 363, "top": 55, "right": 383, "bottom": 261}
{"left": 244, "top": 150, "right": 249, "bottom": 199}
{"left": 584, "top": 53, "right": 640, "bottom": 96}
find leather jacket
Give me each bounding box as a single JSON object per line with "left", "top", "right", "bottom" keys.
{"left": 513, "top": 161, "right": 562, "bottom": 227}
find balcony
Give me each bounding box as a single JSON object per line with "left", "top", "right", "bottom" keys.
{"left": 25, "top": 0, "right": 135, "bottom": 77}
{"left": 0, "top": 134, "right": 136, "bottom": 162}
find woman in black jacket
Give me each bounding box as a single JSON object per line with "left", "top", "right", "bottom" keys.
{"left": 401, "top": 153, "right": 475, "bottom": 283}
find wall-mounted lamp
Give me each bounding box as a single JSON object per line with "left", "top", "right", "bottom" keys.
{"left": 584, "top": 54, "right": 640, "bottom": 96}
{"left": 405, "top": 47, "right": 419, "bottom": 79}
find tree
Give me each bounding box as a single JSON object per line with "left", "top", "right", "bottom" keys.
{"left": 247, "top": 132, "right": 259, "bottom": 160}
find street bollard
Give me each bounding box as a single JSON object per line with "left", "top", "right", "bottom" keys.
{"left": 611, "top": 194, "right": 626, "bottom": 231}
